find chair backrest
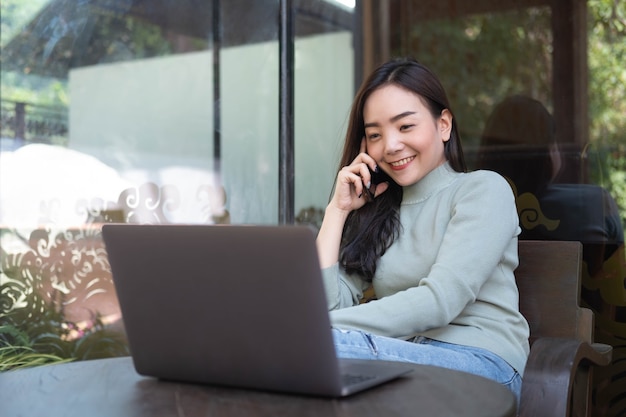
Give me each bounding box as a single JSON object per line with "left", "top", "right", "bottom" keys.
{"left": 516, "top": 240, "right": 593, "bottom": 344}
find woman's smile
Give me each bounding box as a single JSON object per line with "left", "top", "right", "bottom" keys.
{"left": 389, "top": 156, "right": 416, "bottom": 169}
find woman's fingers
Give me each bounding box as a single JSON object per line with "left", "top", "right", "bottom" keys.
{"left": 330, "top": 146, "right": 387, "bottom": 210}
{"left": 339, "top": 166, "right": 365, "bottom": 197}
{"left": 348, "top": 153, "right": 376, "bottom": 190}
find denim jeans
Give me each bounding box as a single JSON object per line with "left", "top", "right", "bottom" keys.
{"left": 332, "top": 328, "right": 522, "bottom": 405}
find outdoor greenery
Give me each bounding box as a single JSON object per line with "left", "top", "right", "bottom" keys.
{"left": 0, "top": 223, "right": 130, "bottom": 371}
{"left": 396, "top": 1, "right": 626, "bottom": 230}
{"left": 588, "top": 0, "right": 626, "bottom": 227}
{"left": 400, "top": 7, "right": 552, "bottom": 144}
{"left": 0, "top": 0, "right": 66, "bottom": 107}
{"left": 0, "top": 263, "right": 129, "bottom": 371}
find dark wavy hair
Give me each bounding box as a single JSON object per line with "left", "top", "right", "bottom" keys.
{"left": 338, "top": 57, "right": 467, "bottom": 282}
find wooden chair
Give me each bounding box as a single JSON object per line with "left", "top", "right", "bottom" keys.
{"left": 516, "top": 240, "right": 612, "bottom": 417}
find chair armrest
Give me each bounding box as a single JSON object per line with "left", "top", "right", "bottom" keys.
{"left": 519, "top": 337, "right": 612, "bottom": 417}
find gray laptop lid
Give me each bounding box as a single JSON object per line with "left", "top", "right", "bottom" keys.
{"left": 102, "top": 224, "right": 412, "bottom": 397}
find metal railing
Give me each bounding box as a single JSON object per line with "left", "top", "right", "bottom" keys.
{"left": 0, "top": 99, "right": 68, "bottom": 146}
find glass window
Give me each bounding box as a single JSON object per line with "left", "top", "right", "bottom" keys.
{"left": 0, "top": 0, "right": 357, "bottom": 367}
{"left": 361, "top": 1, "right": 625, "bottom": 415}
{"left": 294, "top": 0, "right": 356, "bottom": 228}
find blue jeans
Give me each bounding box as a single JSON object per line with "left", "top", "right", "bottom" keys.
{"left": 332, "top": 328, "right": 522, "bottom": 405}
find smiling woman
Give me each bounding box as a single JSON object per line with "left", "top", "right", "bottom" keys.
{"left": 362, "top": 85, "right": 451, "bottom": 186}
{"left": 315, "top": 57, "right": 529, "bottom": 406}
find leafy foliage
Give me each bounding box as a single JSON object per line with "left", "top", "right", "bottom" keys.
{"left": 0, "top": 344, "right": 73, "bottom": 371}
{"left": 396, "top": 7, "right": 553, "bottom": 146}
{"left": 1, "top": 255, "right": 129, "bottom": 371}
{"left": 587, "top": 0, "right": 626, "bottom": 230}
{"left": 395, "top": 2, "right": 626, "bottom": 237}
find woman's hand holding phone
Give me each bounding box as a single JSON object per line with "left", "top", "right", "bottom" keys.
{"left": 364, "top": 165, "right": 391, "bottom": 201}
{"left": 330, "top": 140, "right": 389, "bottom": 213}
{"left": 317, "top": 140, "right": 389, "bottom": 268}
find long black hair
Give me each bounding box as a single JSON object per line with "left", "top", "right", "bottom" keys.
{"left": 338, "top": 57, "right": 466, "bottom": 282}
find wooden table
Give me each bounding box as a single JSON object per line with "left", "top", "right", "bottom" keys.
{"left": 1, "top": 356, "right": 516, "bottom": 417}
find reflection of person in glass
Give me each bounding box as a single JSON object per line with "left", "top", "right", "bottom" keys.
{"left": 315, "top": 57, "right": 530, "bottom": 404}
{"left": 477, "top": 95, "right": 624, "bottom": 275}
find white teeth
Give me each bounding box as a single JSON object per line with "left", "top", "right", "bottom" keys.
{"left": 390, "top": 157, "right": 414, "bottom": 167}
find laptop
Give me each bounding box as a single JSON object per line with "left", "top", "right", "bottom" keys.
{"left": 102, "top": 223, "right": 413, "bottom": 397}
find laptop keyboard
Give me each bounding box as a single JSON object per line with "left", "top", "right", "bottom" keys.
{"left": 342, "top": 373, "right": 377, "bottom": 386}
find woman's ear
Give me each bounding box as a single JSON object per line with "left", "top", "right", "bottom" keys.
{"left": 439, "top": 109, "right": 453, "bottom": 142}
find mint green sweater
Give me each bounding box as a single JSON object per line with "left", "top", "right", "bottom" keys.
{"left": 322, "top": 162, "right": 531, "bottom": 374}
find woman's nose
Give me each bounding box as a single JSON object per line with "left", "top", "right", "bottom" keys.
{"left": 384, "top": 132, "right": 403, "bottom": 154}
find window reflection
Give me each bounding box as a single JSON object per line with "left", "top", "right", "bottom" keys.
{"left": 378, "top": 2, "right": 624, "bottom": 415}
{"left": 0, "top": 0, "right": 357, "bottom": 369}
{"left": 476, "top": 95, "right": 624, "bottom": 269}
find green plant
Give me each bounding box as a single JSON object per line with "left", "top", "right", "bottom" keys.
{"left": 0, "top": 335, "right": 73, "bottom": 371}
{"left": 0, "top": 299, "right": 129, "bottom": 371}
{"left": 1, "top": 250, "right": 129, "bottom": 371}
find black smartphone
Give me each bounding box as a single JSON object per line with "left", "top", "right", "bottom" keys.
{"left": 370, "top": 166, "right": 391, "bottom": 185}
{"left": 364, "top": 166, "right": 391, "bottom": 200}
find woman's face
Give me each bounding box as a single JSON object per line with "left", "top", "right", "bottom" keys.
{"left": 363, "top": 84, "right": 452, "bottom": 187}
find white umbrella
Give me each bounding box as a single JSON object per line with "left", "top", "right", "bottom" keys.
{"left": 0, "top": 143, "right": 131, "bottom": 228}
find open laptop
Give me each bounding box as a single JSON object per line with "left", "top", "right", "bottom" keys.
{"left": 102, "top": 224, "right": 413, "bottom": 397}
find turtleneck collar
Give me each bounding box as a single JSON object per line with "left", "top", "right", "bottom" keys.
{"left": 401, "top": 161, "right": 460, "bottom": 205}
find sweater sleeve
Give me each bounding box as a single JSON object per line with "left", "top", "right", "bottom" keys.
{"left": 321, "top": 263, "right": 370, "bottom": 310}
{"left": 329, "top": 171, "right": 520, "bottom": 338}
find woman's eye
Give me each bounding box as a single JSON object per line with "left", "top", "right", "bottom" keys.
{"left": 367, "top": 133, "right": 380, "bottom": 140}
{"left": 400, "top": 124, "right": 414, "bottom": 131}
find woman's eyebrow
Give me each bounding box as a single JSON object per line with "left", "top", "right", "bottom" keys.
{"left": 364, "top": 111, "right": 416, "bottom": 128}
